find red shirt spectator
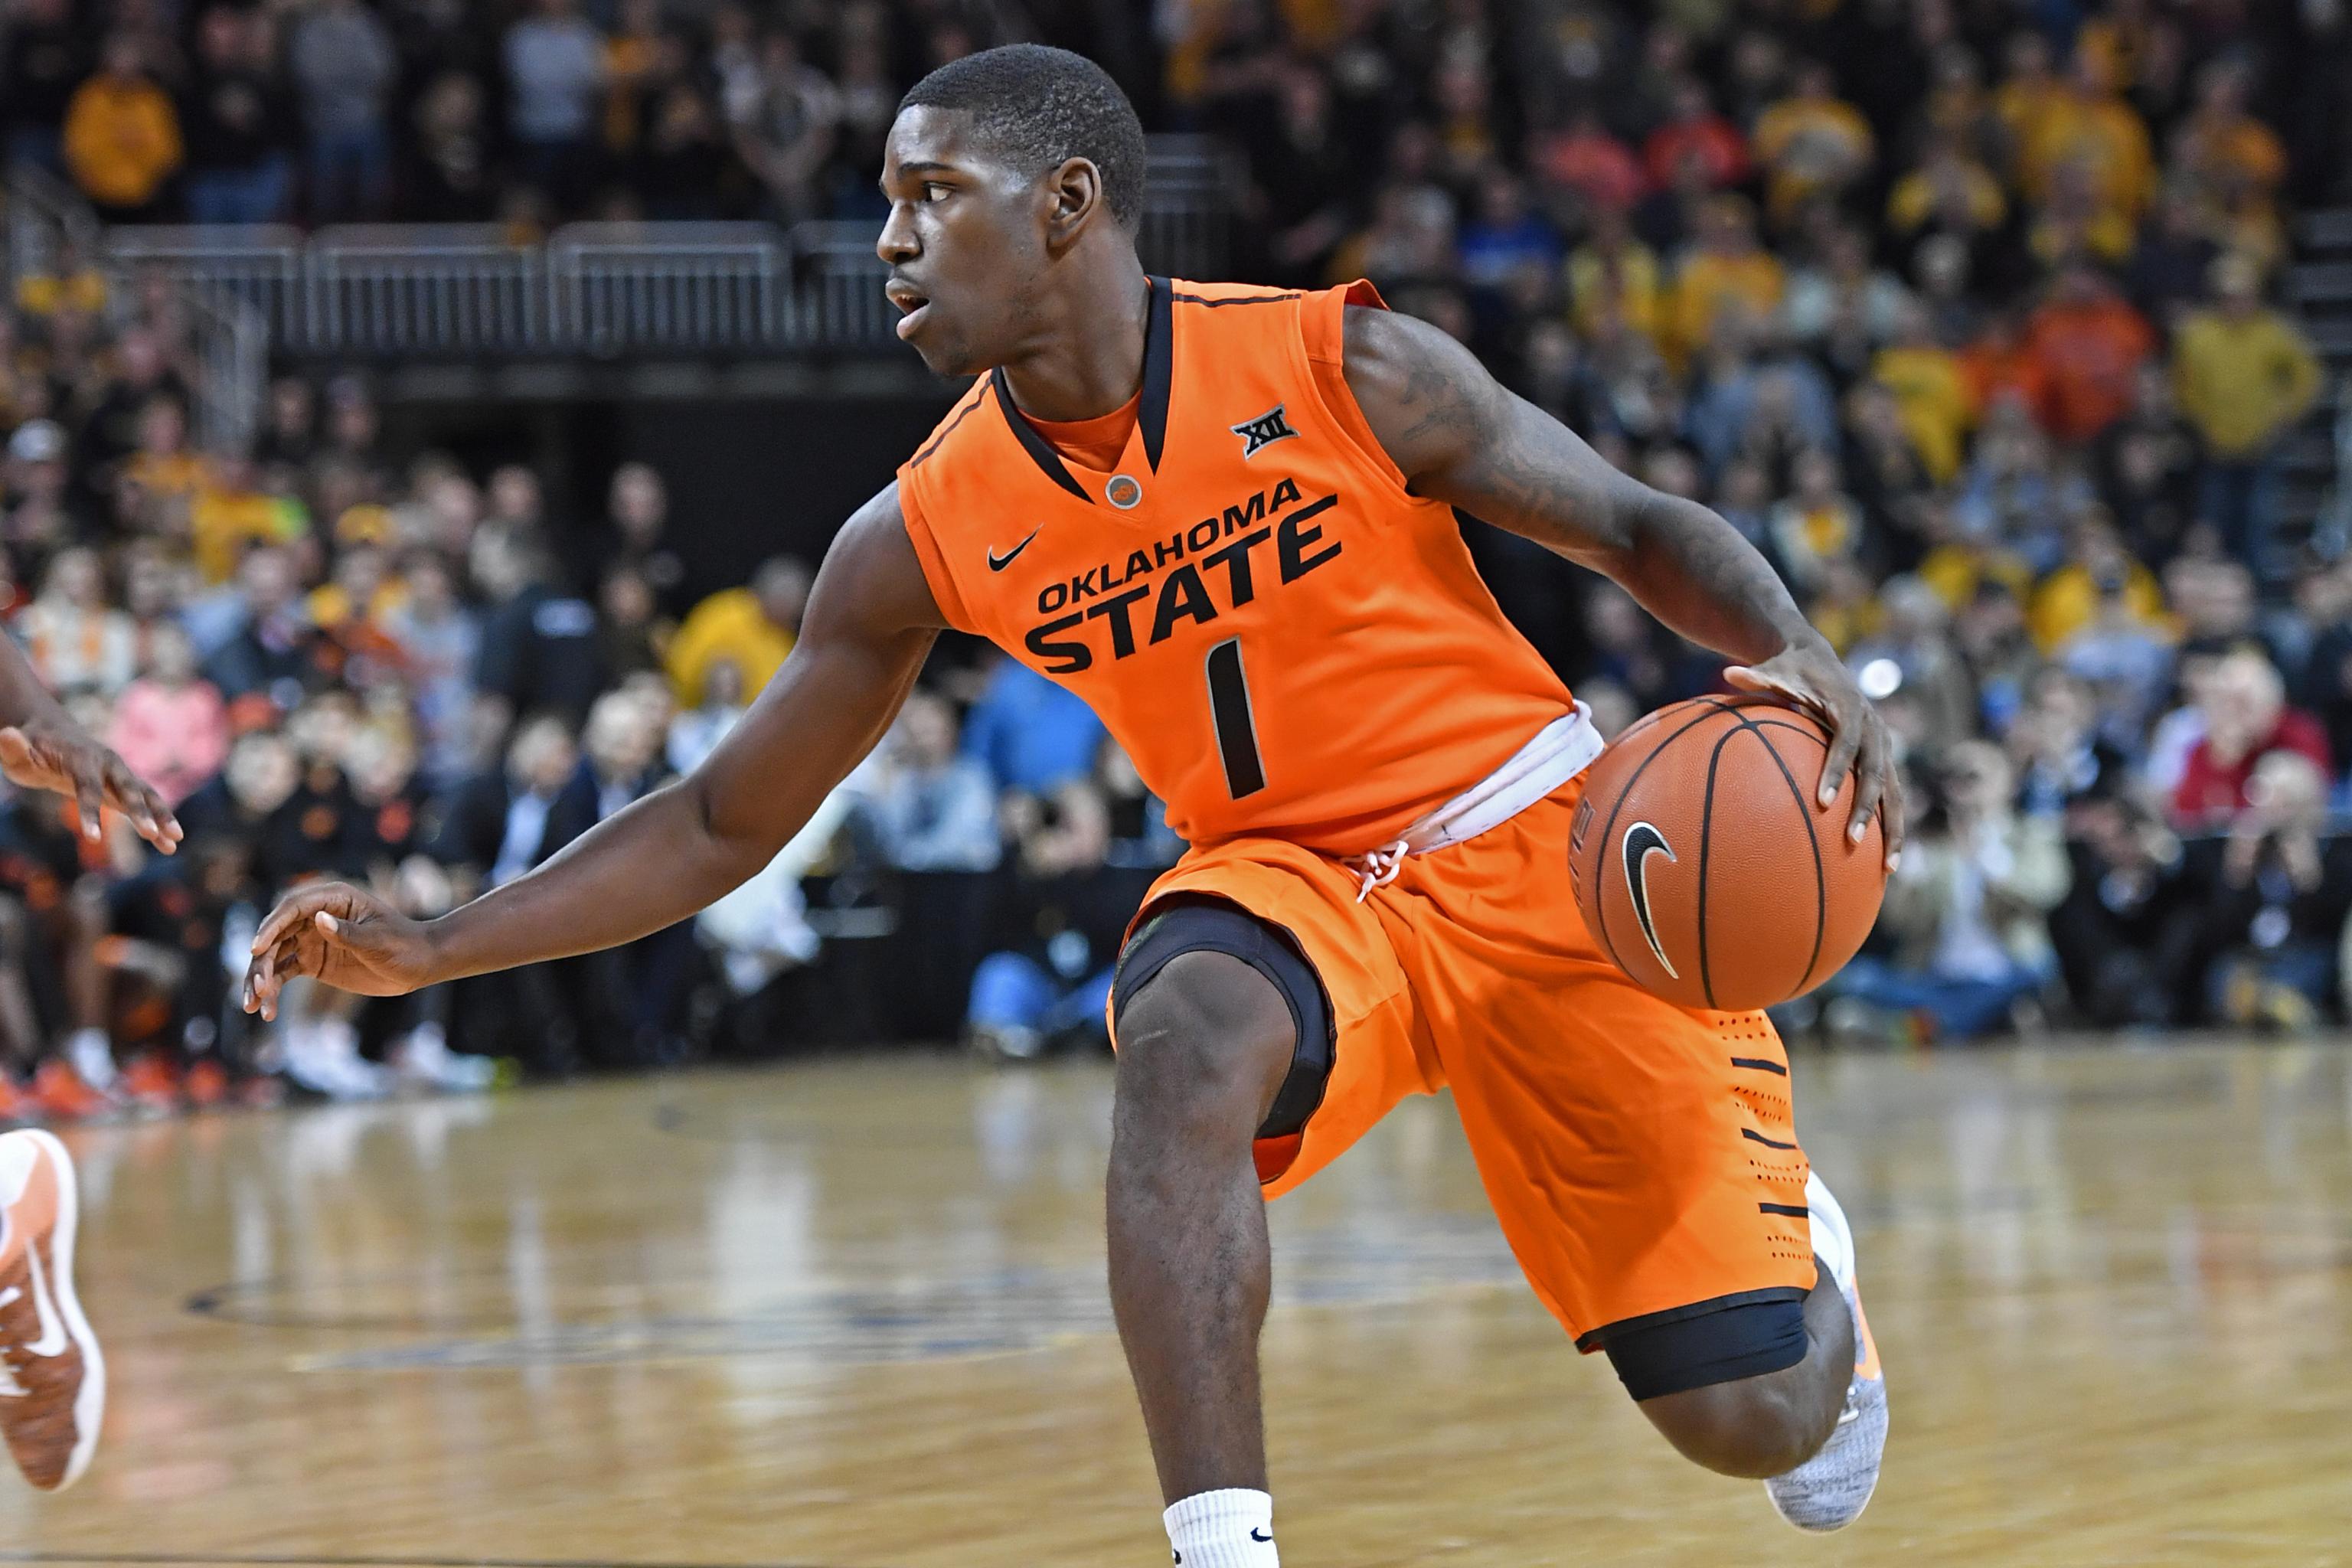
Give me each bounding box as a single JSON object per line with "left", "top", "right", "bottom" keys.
{"left": 1534, "top": 108, "right": 1645, "bottom": 213}
{"left": 2171, "top": 649, "right": 2334, "bottom": 828}
{"left": 2021, "top": 263, "right": 2156, "bottom": 443}
{"left": 1642, "top": 77, "right": 1748, "bottom": 191}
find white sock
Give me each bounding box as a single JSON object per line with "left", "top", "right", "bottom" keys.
{"left": 1805, "top": 1170, "right": 1857, "bottom": 1297}
{"left": 66, "top": 1027, "right": 115, "bottom": 1090}
{"left": 1164, "top": 1488, "right": 1277, "bottom": 1567}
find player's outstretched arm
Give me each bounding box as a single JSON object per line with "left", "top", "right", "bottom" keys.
{"left": 241, "top": 484, "right": 946, "bottom": 1019}
{"left": 1341, "top": 305, "right": 1901, "bottom": 864}
{"left": 0, "top": 632, "right": 181, "bottom": 852}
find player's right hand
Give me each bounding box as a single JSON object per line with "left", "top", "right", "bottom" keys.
{"left": 241, "top": 883, "right": 438, "bottom": 1021}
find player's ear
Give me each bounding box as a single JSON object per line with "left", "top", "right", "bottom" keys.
{"left": 1041, "top": 156, "right": 1104, "bottom": 252}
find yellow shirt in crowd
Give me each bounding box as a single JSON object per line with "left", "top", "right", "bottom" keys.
{"left": 2171, "top": 307, "right": 2323, "bottom": 459}
{"left": 2017, "top": 91, "right": 2154, "bottom": 221}
{"left": 2027, "top": 560, "right": 2167, "bottom": 653}
{"left": 1750, "top": 96, "right": 1874, "bottom": 220}
{"left": 63, "top": 77, "right": 181, "bottom": 208}
{"left": 666, "top": 586, "right": 794, "bottom": 705}
{"left": 1870, "top": 345, "right": 1972, "bottom": 484}
{"left": 1670, "top": 251, "right": 1784, "bottom": 364}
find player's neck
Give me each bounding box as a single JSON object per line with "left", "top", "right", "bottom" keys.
{"left": 995, "top": 251, "right": 1151, "bottom": 423}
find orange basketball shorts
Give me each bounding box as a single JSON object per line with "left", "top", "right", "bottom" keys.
{"left": 1127, "top": 775, "right": 1817, "bottom": 1351}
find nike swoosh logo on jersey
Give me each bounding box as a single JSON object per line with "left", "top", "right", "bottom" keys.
{"left": 1622, "top": 821, "right": 1680, "bottom": 979}
{"left": 988, "top": 528, "right": 1041, "bottom": 571}
{"left": 1251, "top": 1528, "right": 1274, "bottom": 1542}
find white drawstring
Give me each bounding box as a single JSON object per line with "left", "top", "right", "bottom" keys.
{"left": 1351, "top": 838, "right": 1410, "bottom": 903}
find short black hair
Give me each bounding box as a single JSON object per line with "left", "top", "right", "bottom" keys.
{"left": 898, "top": 45, "right": 1147, "bottom": 229}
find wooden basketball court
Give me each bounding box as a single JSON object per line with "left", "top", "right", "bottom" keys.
{"left": 3, "top": 1041, "right": 2348, "bottom": 1566}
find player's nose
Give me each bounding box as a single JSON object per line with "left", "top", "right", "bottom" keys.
{"left": 876, "top": 208, "right": 919, "bottom": 266}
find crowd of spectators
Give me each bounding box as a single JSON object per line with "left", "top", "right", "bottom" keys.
{"left": 2, "top": 0, "right": 2351, "bottom": 1122}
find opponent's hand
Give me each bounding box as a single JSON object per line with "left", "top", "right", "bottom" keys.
{"left": 1725, "top": 641, "right": 1904, "bottom": 870}
{"left": 0, "top": 720, "right": 182, "bottom": 852}
{"left": 241, "top": 882, "right": 438, "bottom": 1021}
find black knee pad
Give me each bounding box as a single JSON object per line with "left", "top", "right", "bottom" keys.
{"left": 1111, "top": 897, "right": 1334, "bottom": 1140}
{"left": 1593, "top": 1293, "right": 1813, "bottom": 1402}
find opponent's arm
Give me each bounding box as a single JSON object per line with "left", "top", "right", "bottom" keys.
{"left": 242, "top": 484, "right": 944, "bottom": 1018}
{"left": 1341, "top": 305, "right": 1901, "bottom": 861}
{"left": 0, "top": 632, "right": 180, "bottom": 851}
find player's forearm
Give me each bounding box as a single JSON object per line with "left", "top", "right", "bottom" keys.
{"left": 1600, "top": 485, "right": 1823, "bottom": 665}
{"left": 419, "top": 780, "right": 760, "bottom": 982}
{"left": 0, "top": 637, "right": 74, "bottom": 730}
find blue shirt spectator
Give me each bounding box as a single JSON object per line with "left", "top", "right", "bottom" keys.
{"left": 961, "top": 655, "right": 1107, "bottom": 795}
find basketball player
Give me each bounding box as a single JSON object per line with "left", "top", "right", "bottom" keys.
{"left": 0, "top": 638, "right": 182, "bottom": 1491}
{"left": 243, "top": 46, "right": 1903, "bottom": 1560}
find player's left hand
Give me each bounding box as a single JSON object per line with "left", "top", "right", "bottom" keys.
{"left": 1724, "top": 642, "right": 1903, "bottom": 871}
{"left": 0, "top": 720, "right": 183, "bottom": 853}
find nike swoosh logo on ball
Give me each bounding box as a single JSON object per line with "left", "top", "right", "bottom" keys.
{"left": 1622, "top": 821, "right": 1680, "bottom": 979}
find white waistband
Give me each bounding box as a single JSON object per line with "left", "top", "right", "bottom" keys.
{"left": 1344, "top": 704, "right": 1604, "bottom": 900}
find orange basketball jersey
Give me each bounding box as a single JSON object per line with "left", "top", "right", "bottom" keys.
{"left": 897, "top": 278, "right": 1574, "bottom": 852}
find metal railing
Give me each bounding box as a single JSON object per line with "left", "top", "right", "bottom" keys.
{"left": 7, "top": 165, "right": 264, "bottom": 456}
{"left": 60, "top": 134, "right": 1238, "bottom": 364}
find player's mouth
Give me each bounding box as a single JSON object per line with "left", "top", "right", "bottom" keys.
{"left": 886, "top": 279, "right": 932, "bottom": 340}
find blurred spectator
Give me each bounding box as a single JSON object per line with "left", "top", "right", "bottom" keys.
{"left": 665, "top": 554, "right": 808, "bottom": 704}
{"left": 2021, "top": 262, "right": 2157, "bottom": 444}
{"left": 472, "top": 522, "right": 603, "bottom": 725}
{"left": 106, "top": 622, "right": 227, "bottom": 807}
{"left": 666, "top": 660, "right": 745, "bottom": 776}
{"left": 182, "top": 5, "right": 293, "bottom": 225}
{"left": 63, "top": 34, "right": 181, "bottom": 222}
{"left": 2179, "top": 751, "right": 2352, "bottom": 1029}
{"left": 866, "top": 689, "right": 1000, "bottom": 874}
{"left": 966, "top": 777, "right": 1118, "bottom": 1060}
{"left": 2170, "top": 253, "right": 2322, "bottom": 564}
{"left": 0, "top": 0, "right": 83, "bottom": 177}
{"left": 289, "top": 0, "right": 397, "bottom": 222}
{"left": 2170, "top": 648, "right": 2333, "bottom": 828}
{"left": 505, "top": 0, "right": 607, "bottom": 211}
{"left": 1751, "top": 59, "right": 1873, "bottom": 225}
{"left": 18, "top": 547, "right": 134, "bottom": 696}
{"left": 2050, "top": 789, "right": 2190, "bottom": 1028}
{"left": 1827, "top": 742, "right": 2069, "bottom": 1042}
{"left": 962, "top": 652, "right": 1109, "bottom": 796}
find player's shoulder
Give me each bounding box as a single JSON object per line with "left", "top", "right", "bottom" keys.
{"left": 903, "top": 376, "right": 995, "bottom": 477}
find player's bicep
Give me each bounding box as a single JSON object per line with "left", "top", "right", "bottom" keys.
{"left": 1341, "top": 304, "right": 1638, "bottom": 567}
{"left": 691, "top": 485, "right": 942, "bottom": 847}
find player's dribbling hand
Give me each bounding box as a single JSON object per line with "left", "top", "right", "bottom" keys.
{"left": 1724, "top": 642, "right": 1904, "bottom": 871}
{"left": 0, "top": 721, "right": 183, "bottom": 853}
{"left": 242, "top": 882, "right": 437, "bottom": 1021}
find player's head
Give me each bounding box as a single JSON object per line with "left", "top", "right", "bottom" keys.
{"left": 877, "top": 45, "right": 1147, "bottom": 375}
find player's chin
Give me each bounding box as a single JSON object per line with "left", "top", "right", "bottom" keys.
{"left": 904, "top": 327, "right": 975, "bottom": 378}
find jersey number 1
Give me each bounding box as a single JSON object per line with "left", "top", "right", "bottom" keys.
{"left": 1205, "top": 639, "right": 1266, "bottom": 799}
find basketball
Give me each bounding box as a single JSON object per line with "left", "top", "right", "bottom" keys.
{"left": 1569, "top": 695, "right": 1887, "bottom": 1012}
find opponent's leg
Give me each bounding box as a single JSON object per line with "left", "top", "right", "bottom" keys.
{"left": 1107, "top": 949, "right": 1292, "bottom": 1501}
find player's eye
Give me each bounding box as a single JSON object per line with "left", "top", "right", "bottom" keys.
{"left": 922, "top": 182, "right": 952, "bottom": 203}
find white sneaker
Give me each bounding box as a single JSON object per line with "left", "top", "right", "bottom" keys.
{"left": 394, "top": 1024, "right": 496, "bottom": 1093}
{"left": 1764, "top": 1173, "right": 1887, "bottom": 1532}
{"left": 283, "top": 1022, "right": 390, "bottom": 1102}
{"left": 0, "top": 1129, "right": 104, "bottom": 1491}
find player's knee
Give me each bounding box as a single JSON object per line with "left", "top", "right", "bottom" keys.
{"left": 1112, "top": 950, "right": 1294, "bottom": 1150}
{"left": 1640, "top": 1377, "right": 1824, "bottom": 1478}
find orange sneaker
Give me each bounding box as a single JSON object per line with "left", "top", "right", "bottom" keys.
{"left": 28, "top": 1063, "right": 112, "bottom": 1125}
{"left": 0, "top": 1077, "right": 35, "bottom": 1129}
{"left": 117, "top": 1054, "right": 181, "bottom": 1114}
{"left": 183, "top": 1059, "right": 228, "bottom": 1109}
{"left": 0, "top": 1129, "right": 104, "bottom": 1490}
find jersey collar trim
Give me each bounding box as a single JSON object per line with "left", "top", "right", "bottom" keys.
{"left": 988, "top": 275, "right": 1175, "bottom": 503}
